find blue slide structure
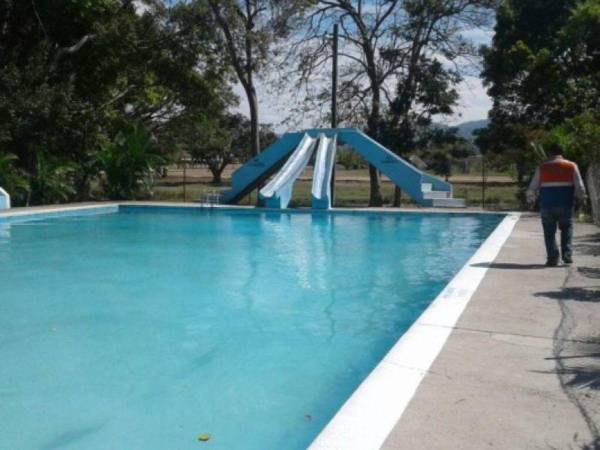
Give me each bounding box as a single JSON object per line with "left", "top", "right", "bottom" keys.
{"left": 219, "top": 128, "right": 465, "bottom": 208}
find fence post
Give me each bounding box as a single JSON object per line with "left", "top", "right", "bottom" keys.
{"left": 183, "top": 160, "right": 187, "bottom": 202}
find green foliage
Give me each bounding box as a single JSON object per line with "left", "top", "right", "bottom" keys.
{"left": 29, "top": 153, "right": 77, "bottom": 205}
{"left": 548, "top": 111, "right": 600, "bottom": 169}
{"left": 475, "top": 123, "right": 547, "bottom": 207}
{"left": 173, "top": 112, "right": 276, "bottom": 184}
{"left": 183, "top": 115, "right": 235, "bottom": 185}
{"left": 419, "top": 135, "right": 475, "bottom": 179}
{"left": 98, "top": 124, "right": 166, "bottom": 200}
{"left": 336, "top": 148, "right": 367, "bottom": 170}
{"left": 482, "top": 0, "right": 600, "bottom": 125}
{"left": 0, "top": 0, "right": 232, "bottom": 205}
{"left": 0, "top": 152, "right": 29, "bottom": 204}
{"left": 386, "top": 58, "right": 462, "bottom": 153}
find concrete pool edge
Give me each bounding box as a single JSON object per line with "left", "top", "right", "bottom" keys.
{"left": 308, "top": 212, "right": 520, "bottom": 450}
{"left": 0, "top": 202, "right": 510, "bottom": 223}
{"left": 0, "top": 203, "right": 120, "bottom": 223}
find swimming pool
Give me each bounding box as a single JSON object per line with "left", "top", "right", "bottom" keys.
{"left": 0, "top": 205, "right": 504, "bottom": 449}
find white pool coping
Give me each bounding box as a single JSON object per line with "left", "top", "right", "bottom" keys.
{"left": 309, "top": 213, "right": 520, "bottom": 450}
{"left": 0, "top": 202, "right": 519, "bottom": 448}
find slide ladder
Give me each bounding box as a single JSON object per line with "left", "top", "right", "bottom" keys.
{"left": 259, "top": 134, "right": 317, "bottom": 208}
{"left": 311, "top": 133, "right": 337, "bottom": 209}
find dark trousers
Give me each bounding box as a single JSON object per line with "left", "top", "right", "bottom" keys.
{"left": 541, "top": 207, "right": 573, "bottom": 262}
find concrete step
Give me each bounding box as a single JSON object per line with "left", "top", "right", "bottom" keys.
{"left": 431, "top": 198, "right": 466, "bottom": 208}
{"left": 423, "top": 190, "right": 450, "bottom": 199}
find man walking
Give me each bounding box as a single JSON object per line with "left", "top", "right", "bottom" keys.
{"left": 527, "top": 143, "right": 587, "bottom": 266}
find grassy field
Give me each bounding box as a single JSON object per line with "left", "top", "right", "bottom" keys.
{"left": 153, "top": 166, "right": 521, "bottom": 210}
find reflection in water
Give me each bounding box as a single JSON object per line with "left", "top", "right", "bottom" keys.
{"left": 0, "top": 222, "right": 10, "bottom": 242}
{"left": 264, "top": 213, "right": 313, "bottom": 289}
{"left": 311, "top": 214, "right": 337, "bottom": 341}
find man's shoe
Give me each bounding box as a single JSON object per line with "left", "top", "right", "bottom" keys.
{"left": 546, "top": 259, "right": 559, "bottom": 267}
{"left": 563, "top": 256, "right": 573, "bottom": 265}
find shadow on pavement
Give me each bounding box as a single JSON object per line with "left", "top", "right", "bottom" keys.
{"left": 575, "top": 233, "right": 600, "bottom": 244}
{"left": 581, "top": 437, "right": 600, "bottom": 450}
{"left": 534, "top": 287, "right": 600, "bottom": 303}
{"left": 471, "top": 262, "right": 547, "bottom": 270}
{"left": 544, "top": 354, "right": 600, "bottom": 390}
{"left": 574, "top": 233, "right": 600, "bottom": 257}
{"left": 535, "top": 334, "right": 600, "bottom": 449}
{"left": 579, "top": 267, "right": 600, "bottom": 279}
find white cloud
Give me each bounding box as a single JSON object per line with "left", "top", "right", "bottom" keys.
{"left": 440, "top": 76, "right": 492, "bottom": 125}
{"left": 462, "top": 28, "right": 494, "bottom": 46}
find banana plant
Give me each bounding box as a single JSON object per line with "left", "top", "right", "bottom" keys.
{"left": 98, "top": 123, "right": 166, "bottom": 200}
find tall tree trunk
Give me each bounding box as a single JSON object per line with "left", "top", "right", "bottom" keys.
{"left": 366, "top": 84, "right": 383, "bottom": 207}
{"left": 367, "top": 165, "right": 382, "bottom": 206}
{"left": 393, "top": 186, "right": 402, "bottom": 207}
{"left": 209, "top": 166, "right": 223, "bottom": 185}
{"left": 243, "top": 81, "right": 261, "bottom": 205}
{"left": 244, "top": 2, "right": 260, "bottom": 158}
{"left": 247, "top": 85, "right": 260, "bottom": 157}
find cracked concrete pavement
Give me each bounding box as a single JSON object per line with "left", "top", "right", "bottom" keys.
{"left": 382, "top": 214, "right": 600, "bottom": 450}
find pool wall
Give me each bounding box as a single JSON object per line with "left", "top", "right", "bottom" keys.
{"left": 0, "top": 202, "right": 518, "bottom": 449}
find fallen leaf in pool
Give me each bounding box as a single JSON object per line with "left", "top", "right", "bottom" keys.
{"left": 198, "top": 433, "right": 211, "bottom": 442}
{"left": 305, "top": 414, "right": 313, "bottom": 421}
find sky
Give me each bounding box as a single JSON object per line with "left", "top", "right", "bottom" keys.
{"left": 233, "top": 29, "right": 495, "bottom": 132}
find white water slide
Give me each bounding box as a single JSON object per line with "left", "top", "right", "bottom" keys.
{"left": 260, "top": 134, "right": 317, "bottom": 208}
{"left": 311, "top": 133, "right": 337, "bottom": 209}
{"left": 0, "top": 187, "right": 10, "bottom": 210}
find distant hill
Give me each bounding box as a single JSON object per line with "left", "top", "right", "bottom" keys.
{"left": 432, "top": 119, "right": 489, "bottom": 140}
{"left": 454, "top": 119, "right": 489, "bottom": 140}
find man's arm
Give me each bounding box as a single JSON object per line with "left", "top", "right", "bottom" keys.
{"left": 526, "top": 167, "right": 540, "bottom": 204}
{"left": 573, "top": 164, "right": 587, "bottom": 200}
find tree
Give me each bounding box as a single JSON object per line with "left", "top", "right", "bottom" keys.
{"left": 482, "top": 0, "right": 599, "bottom": 125}
{"left": 0, "top": 0, "right": 232, "bottom": 205}
{"left": 475, "top": 122, "right": 545, "bottom": 206}
{"left": 291, "top": 0, "right": 496, "bottom": 205}
{"left": 174, "top": 112, "right": 277, "bottom": 185}
{"left": 549, "top": 110, "right": 600, "bottom": 222}
{"left": 419, "top": 131, "right": 474, "bottom": 180}
{"left": 384, "top": 57, "right": 462, "bottom": 205}
{"left": 481, "top": 0, "right": 600, "bottom": 209}
{"left": 207, "top": 0, "right": 303, "bottom": 158}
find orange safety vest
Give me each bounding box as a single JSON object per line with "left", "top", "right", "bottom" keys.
{"left": 538, "top": 158, "right": 576, "bottom": 209}
{"left": 539, "top": 159, "right": 576, "bottom": 187}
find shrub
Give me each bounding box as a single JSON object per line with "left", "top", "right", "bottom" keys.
{"left": 98, "top": 124, "right": 166, "bottom": 200}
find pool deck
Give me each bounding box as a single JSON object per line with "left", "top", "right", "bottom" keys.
{"left": 383, "top": 214, "right": 600, "bottom": 449}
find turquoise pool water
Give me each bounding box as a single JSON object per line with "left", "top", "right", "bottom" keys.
{"left": 0, "top": 207, "right": 503, "bottom": 449}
